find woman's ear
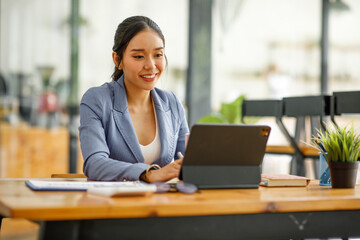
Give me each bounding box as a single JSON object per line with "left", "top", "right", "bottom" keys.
{"left": 112, "top": 52, "right": 122, "bottom": 70}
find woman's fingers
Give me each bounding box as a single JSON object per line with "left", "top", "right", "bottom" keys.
{"left": 174, "top": 158, "right": 183, "bottom": 166}
{"left": 147, "top": 156, "right": 185, "bottom": 182}
{"left": 147, "top": 161, "right": 183, "bottom": 182}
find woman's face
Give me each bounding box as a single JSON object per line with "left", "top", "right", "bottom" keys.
{"left": 120, "top": 29, "right": 165, "bottom": 92}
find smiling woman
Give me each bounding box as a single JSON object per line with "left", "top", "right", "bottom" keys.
{"left": 79, "top": 16, "right": 189, "bottom": 183}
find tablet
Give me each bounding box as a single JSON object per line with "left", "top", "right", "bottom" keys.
{"left": 180, "top": 124, "right": 271, "bottom": 189}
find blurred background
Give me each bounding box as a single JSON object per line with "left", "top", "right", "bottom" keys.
{"left": 1, "top": 0, "right": 360, "bottom": 238}
{"left": 1, "top": 0, "right": 360, "bottom": 178}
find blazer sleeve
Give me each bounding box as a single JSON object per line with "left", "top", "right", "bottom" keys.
{"left": 79, "top": 87, "right": 149, "bottom": 181}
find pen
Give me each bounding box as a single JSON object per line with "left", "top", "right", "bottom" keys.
{"left": 316, "top": 134, "right": 326, "bottom": 152}
{"left": 177, "top": 152, "right": 184, "bottom": 159}
{"left": 315, "top": 139, "right": 326, "bottom": 152}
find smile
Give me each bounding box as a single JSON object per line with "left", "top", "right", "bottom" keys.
{"left": 140, "top": 73, "right": 157, "bottom": 79}
{"left": 140, "top": 73, "right": 159, "bottom": 82}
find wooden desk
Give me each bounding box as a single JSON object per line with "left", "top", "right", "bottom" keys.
{"left": 1, "top": 179, "right": 360, "bottom": 240}
{"left": 266, "top": 145, "right": 319, "bottom": 157}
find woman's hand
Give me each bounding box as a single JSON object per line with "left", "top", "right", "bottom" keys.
{"left": 146, "top": 158, "right": 183, "bottom": 183}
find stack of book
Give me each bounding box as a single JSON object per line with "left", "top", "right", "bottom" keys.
{"left": 260, "top": 174, "right": 311, "bottom": 187}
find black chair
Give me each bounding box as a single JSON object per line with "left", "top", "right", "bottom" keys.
{"left": 282, "top": 95, "right": 331, "bottom": 176}
{"left": 330, "top": 91, "right": 360, "bottom": 126}
{"left": 241, "top": 99, "right": 283, "bottom": 123}
{"left": 283, "top": 95, "right": 331, "bottom": 132}
{"left": 242, "top": 96, "right": 331, "bottom": 177}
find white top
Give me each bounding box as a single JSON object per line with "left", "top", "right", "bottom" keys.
{"left": 140, "top": 105, "right": 161, "bottom": 164}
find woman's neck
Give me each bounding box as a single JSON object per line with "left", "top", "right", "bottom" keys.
{"left": 125, "top": 82, "right": 152, "bottom": 113}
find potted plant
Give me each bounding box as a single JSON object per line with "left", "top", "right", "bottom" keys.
{"left": 198, "top": 95, "right": 259, "bottom": 124}
{"left": 312, "top": 123, "right": 360, "bottom": 188}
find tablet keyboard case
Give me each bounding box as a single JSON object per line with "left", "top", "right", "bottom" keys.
{"left": 180, "top": 124, "right": 271, "bottom": 189}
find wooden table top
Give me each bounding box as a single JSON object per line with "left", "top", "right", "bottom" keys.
{"left": 1, "top": 179, "right": 360, "bottom": 221}
{"left": 266, "top": 145, "right": 320, "bottom": 156}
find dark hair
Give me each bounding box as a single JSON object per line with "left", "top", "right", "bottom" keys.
{"left": 112, "top": 16, "right": 166, "bottom": 81}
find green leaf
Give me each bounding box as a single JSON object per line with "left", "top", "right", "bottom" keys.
{"left": 198, "top": 114, "right": 228, "bottom": 123}
{"left": 220, "top": 95, "right": 245, "bottom": 124}
{"left": 342, "top": 141, "right": 349, "bottom": 162}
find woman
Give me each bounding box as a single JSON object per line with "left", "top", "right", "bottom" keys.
{"left": 79, "top": 16, "right": 189, "bottom": 182}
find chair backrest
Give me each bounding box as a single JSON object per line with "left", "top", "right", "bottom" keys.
{"left": 283, "top": 95, "right": 331, "bottom": 117}
{"left": 331, "top": 91, "right": 360, "bottom": 115}
{"left": 331, "top": 91, "right": 360, "bottom": 125}
{"left": 282, "top": 95, "right": 331, "bottom": 131}
{"left": 241, "top": 99, "right": 283, "bottom": 123}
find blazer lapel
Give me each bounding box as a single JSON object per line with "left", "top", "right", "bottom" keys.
{"left": 152, "top": 90, "right": 175, "bottom": 165}
{"left": 112, "top": 77, "right": 144, "bottom": 163}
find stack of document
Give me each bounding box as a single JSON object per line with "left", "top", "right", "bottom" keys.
{"left": 26, "top": 180, "right": 157, "bottom": 197}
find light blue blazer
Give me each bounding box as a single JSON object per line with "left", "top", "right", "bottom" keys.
{"left": 79, "top": 75, "right": 189, "bottom": 181}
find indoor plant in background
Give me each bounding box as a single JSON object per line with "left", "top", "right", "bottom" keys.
{"left": 199, "top": 95, "right": 245, "bottom": 124}
{"left": 312, "top": 123, "right": 360, "bottom": 188}
{"left": 199, "top": 95, "right": 259, "bottom": 124}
